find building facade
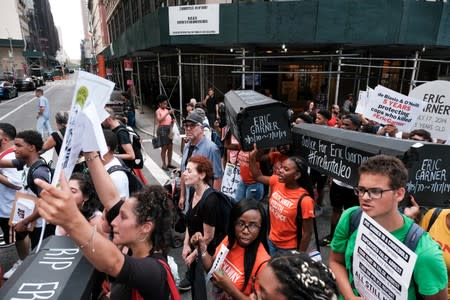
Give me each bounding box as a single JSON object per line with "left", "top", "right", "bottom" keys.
{"left": 86, "top": 0, "right": 450, "bottom": 112}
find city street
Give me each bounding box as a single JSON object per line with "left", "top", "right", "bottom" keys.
{"left": 0, "top": 75, "right": 333, "bottom": 299}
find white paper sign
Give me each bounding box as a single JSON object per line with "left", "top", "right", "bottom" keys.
{"left": 12, "top": 198, "right": 35, "bottom": 226}
{"left": 220, "top": 163, "right": 241, "bottom": 200}
{"left": 366, "top": 85, "right": 425, "bottom": 132}
{"left": 206, "top": 243, "right": 229, "bottom": 283}
{"left": 53, "top": 71, "right": 115, "bottom": 185}
{"left": 409, "top": 80, "right": 450, "bottom": 140}
{"left": 169, "top": 4, "right": 219, "bottom": 36}
{"left": 353, "top": 212, "right": 417, "bottom": 300}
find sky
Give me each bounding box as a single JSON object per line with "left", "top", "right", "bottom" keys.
{"left": 49, "top": 0, "right": 84, "bottom": 61}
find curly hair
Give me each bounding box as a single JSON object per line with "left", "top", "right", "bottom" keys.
{"left": 227, "top": 199, "right": 269, "bottom": 292}
{"left": 359, "top": 155, "right": 408, "bottom": 189}
{"left": 16, "top": 130, "right": 43, "bottom": 151}
{"left": 188, "top": 155, "right": 214, "bottom": 183}
{"left": 288, "top": 156, "right": 315, "bottom": 197}
{"left": 70, "top": 173, "right": 103, "bottom": 220}
{"left": 133, "top": 185, "right": 172, "bottom": 255}
{"left": 268, "top": 251, "right": 338, "bottom": 300}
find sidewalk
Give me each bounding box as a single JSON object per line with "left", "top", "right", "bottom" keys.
{"left": 134, "top": 105, "right": 157, "bottom": 137}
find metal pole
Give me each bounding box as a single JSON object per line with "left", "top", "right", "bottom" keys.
{"left": 399, "top": 59, "right": 407, "bottom": 93}
{"left": 327, "top": 60, "right": 332, "bottom": 106}
{"left": 157, "top": 53, "right": 162, "bottom": 95}
{"left": 366, "top": 54, "right": 371, "bottom": 88}
{"left": 409, "top": 51, "right": 419, "bottom": 93}
{"left": 252, "top": 55, "right": 255, "bottom": 91}
{"left": 178, "top": 49, "right": 183, "bottom": 125}
{"left": 200, "top": 55, "right": 204, "bottom": 101}
{"left": 241, "top": 48, "right": 246, "bottom": 89}
{"left": 136, "top": 56, "right": 143, "bottom": 113}
{"left": 119, "top": 60, "right": 124, "bottom": 91}
{"left": 437, "top": 63, "right": 441, "bottom": 79}
{"left": 334, "top": 49, "right": 342, "bottom": 105}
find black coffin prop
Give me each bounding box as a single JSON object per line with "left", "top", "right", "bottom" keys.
{"left": 0, "top": 236, "right": 96, "bottom": 300}
{"left": 224, "top": 90, "right": 291, "bottom": 151}
{"left": 292, "top": 123, "right": 450, "bottom": 208}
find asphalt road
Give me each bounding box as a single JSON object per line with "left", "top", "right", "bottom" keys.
{"left": 0, "top": 74, "right": 333, "bottom": 298}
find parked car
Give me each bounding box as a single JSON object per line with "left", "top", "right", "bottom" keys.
{"left": 0, "top": 81, "right": 18, "bottom": 99}
{"left": 43, "top": 71, "right": 54, "bottom": 81}
{"left": 31, "top": 75, "right": 45, "bottom": 87}
{"left": 2, "top": 72, "right": 15, "bottom": 83}
{"left": 14, "top": 78, "right": 35, "bottom": 91}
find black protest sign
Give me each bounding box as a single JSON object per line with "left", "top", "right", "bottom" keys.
{"left": 0, "top": 236, "right": 95, "bottom": 300}
{"left": 404, "top": 143, "right": 450, "bottom": 207}
{"left": 292, "top": 124, "right": 450, "bottom": 207}
{"left": 225, "top": 90, "right": 292, "bottom": 151}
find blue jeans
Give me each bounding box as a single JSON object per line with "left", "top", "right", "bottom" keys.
{"left": 235, "top": 181, "right": 264, "bottom": 202}
{"left": 36, "top": 116, "right": 53, "bottom": 138}
{"left": 268, "top": 239, "right": 296, "bottom": 256}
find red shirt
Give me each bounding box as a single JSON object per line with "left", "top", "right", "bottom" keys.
{"left": 237, "top": 151, "right": 258, "bottom": 184}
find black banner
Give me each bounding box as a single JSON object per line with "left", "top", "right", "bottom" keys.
{"left": 0, "top": 236, "right": 95, "bottom": 300}
{"left": 292, "top": 124, "right": 450, "bottom": 207}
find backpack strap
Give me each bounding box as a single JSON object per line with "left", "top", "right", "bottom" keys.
{"left": 157, "top": 259, "right": 181, "bottom": 300}
{"left": 107, "top": 164, "right": 130, "bottom": 175}
{"left": 26, "top": 158, "right": 51, "bottom": 195}
{"left": 0, "top": 147, "right": 14, "bottom": 160}
{"left": 349, "top": 207, "right": 364, "bottom": 235}
{"left": 426, "top": 208, "right": 442, "bottom": 232}
{"left": 404, "top": 223, "right": 425, "bottom": 251}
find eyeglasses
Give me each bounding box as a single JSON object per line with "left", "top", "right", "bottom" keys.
{"left": 183, "top": 123, "right": 199, "bottom": 129}
{"left": 354, "top": 187, "right": 395, "bottom": 199}
{"left": 236, "top": 220, "right": 261, "bottom": 233}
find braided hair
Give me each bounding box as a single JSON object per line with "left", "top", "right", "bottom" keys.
{"left": 289, "top": 156, "right": 315, "bottom": 197}
{"left": 269, "top": 251, "right": 338, "bottom": 300}
{"left": 227, "top": 199, "right": 269, "bottom": 292}
{"left": 133, "top": 185, "right": 172, "bottom": 256}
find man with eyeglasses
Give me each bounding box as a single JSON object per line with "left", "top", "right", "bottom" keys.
{"left": 177, "top": 112, "right": 223, "bottom": 292}
{"left": 329, "top": 155, "right": 447, "bottom": 299}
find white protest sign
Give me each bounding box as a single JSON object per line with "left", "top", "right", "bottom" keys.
{"left": 220, "top": 163, "right": 241, "bottom": 200}
{"left": 366, "top": 85, "right": 425, "bottom": 132}
{"left": 409, "top": 80, "right": 450, "bottom": 140}
{"left": 352, "top": 212, "right": 417, "bottom": 300}
{"left": 169, "top": 4, "right": 219, "bottom": 36}
{"left": 355, "top": 88, "right": 373, "bottom": 116}
{"left": 53, "top": 71, "right": 115, "bottom": 185}
{"left": 205, "top": 243, "right": 229, "bottom": 283}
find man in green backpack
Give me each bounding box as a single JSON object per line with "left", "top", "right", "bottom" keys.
{"left": 329, "top": 155, "right": 448, "bottom": 299}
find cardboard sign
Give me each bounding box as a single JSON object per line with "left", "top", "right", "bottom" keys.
{"left": 353, "top": 213, "right": 416, "bottom": 300}
{"left": 0, "top": 236, "right": 95, "bottom": 299}
{"left": 409, "top": 80, "right": 450, "bottom": 140}
{"left": 220, "top": 163, "right": 241, "bottom": 200}
{"left": 366, "top": 85, "right": 425, "bottom": 132}
{"left": 9, "top": 192, "right": 38, "bottom": 231}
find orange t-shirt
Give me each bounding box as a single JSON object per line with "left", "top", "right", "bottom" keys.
{"left": 268, "top": 175, "right": 315, "bottom": 249}
{"left": 214, "top": 236, "right": 270, "bottom": 298}
{"left": 156, "top": 108, "right": 172, "bottom": 126}
{"left": 237, "top": 151, "right": 258, "bottom": 184}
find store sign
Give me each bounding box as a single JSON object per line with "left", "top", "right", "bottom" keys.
{"left": 169, "top": 4, "right": 219, "bottom": 36}
{"left": 124, "top": 59, "right": 133, "bottom": 71}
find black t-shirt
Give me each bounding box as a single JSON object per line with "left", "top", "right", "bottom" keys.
{"left": 206, "top": 96, "right": 217, "bottom": 115}
{"left": 51, "top": 127, "right": 66, "bottom": 155}
{"left": 111, "top": 253, "right": 169, "bottom": 300}
{"left": 112, "top": 125, "right": 133, "bottom": 168}
{"left": 12, "top": 158, "right": 51, "bottom": 196}
{"left": 186, "top": 189, "right": 222, "bottom": 255}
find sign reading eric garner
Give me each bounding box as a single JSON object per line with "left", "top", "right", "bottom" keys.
{"left": 353, "top": 213, "right": 417, "bottom": 300}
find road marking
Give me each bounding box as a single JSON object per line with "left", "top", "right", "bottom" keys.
{"left": 142, "top": 150, "right": 170, "bottom": 185}
{"left": 0, "top": 85, "right": 56, "bottom": 121}
{"left": 141, "top": 139, "right": 182, "bottom": 165}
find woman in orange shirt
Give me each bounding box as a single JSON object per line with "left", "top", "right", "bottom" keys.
{"left": 250, "top": 145, "right": 315, "bottom": 255}
{"left": 191, "top": 199, "right": 270, "bottom": 300}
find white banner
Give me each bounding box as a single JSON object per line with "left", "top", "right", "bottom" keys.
{"left": 353, "top": 212, "right": 417, "bottom": 300}
{"left": 220, "top": 163, "right": 241, "bottom": 201}
{"left": 169, "top": 4, "right": 219, "bottom": 36}
{"left": 365, "top": 85, "right": 425, "bottom": 132}
{"left": 409, "top": 80, "right": 450, "bottom": 140}
{"left": 53, "top": 71, "right": 115, "bottom": 185}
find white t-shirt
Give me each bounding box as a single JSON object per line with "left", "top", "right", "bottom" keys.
{"left": 0, "top": 151, "right": 22, "bottom": 218}
{"left": 104, "top": 157, "right": 130, "bottom": 198}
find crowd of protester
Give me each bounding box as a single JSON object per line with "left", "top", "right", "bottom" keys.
{"left": 0, "top": 86, "right": 448, "bottom": 300}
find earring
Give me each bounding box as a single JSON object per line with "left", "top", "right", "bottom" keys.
{"left": 136, "top": 232, "right": 147, "bottom": 242}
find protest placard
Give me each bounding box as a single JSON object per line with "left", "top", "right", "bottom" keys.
{"left": 409, "top": 80, "right": 450, "bottom": 140}
{"left": 366, "top": 85, "right": 425, "bottom": 132}
{"left": 353, "top": 212, "right": 417, "bottom": 300}
{"left": 220, "top": 163, "right": 241, "bottom": 200}
{"left": 53, "top": 71, "right": 115, "bottom": 186}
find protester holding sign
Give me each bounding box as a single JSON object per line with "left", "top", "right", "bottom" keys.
{"left": 36, "top": 151, "right": 174, "bottom": 300}
{"left": 250, "top": 145, "right": 315, "bottom": 254}
{"left": 191, "top": 199, "right": 270, "bottom": 300}
{"left": 329, "top": 155, "right": 448, "bottom": 300}
{"left": 155, "top": 95, "right": 175, "bottom": 171}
